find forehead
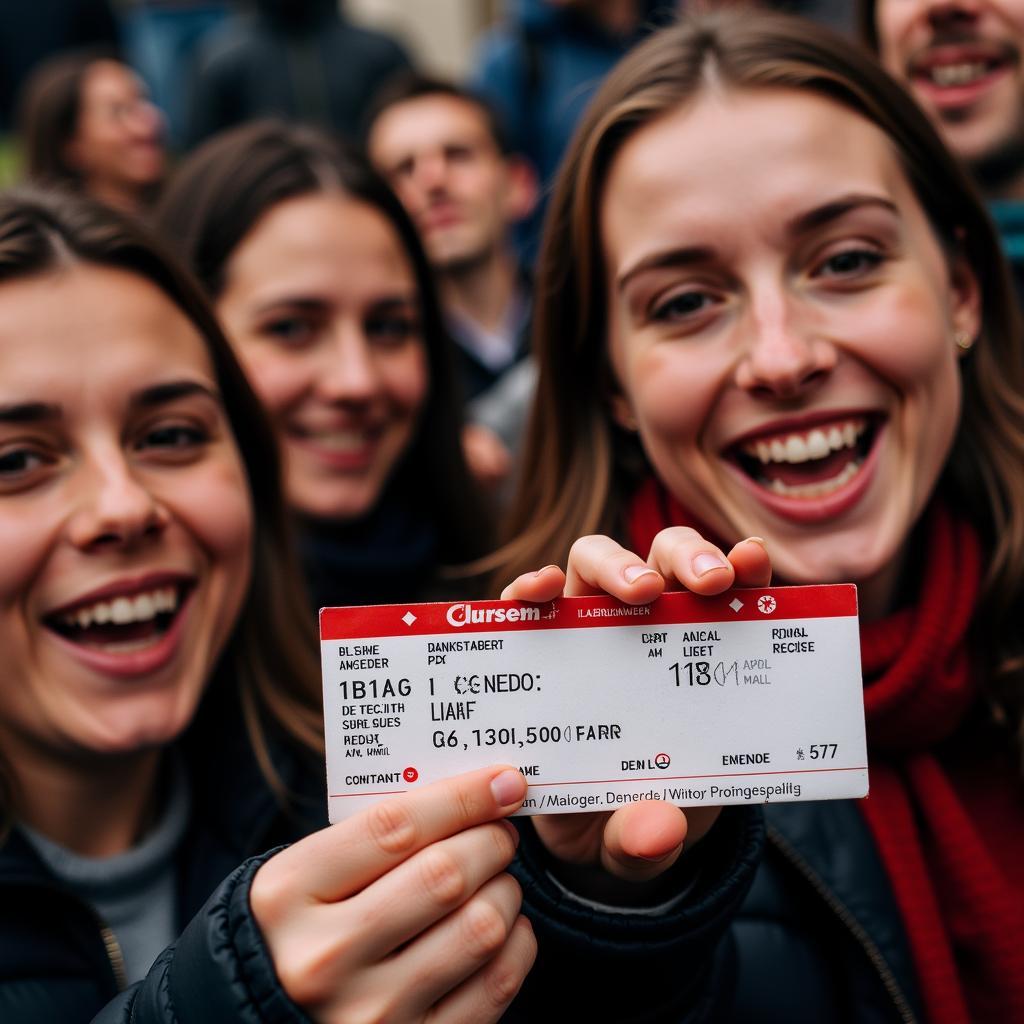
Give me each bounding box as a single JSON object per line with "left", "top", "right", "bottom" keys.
{"left": 82, "top": 60, "right": 140, "bottom": 104}
{"left": 0, "top": 263, "right": 214, "bottom": 400}
{"left": 226, "top": 193, "right": 416, "bottom": 298}
{"left": 601, "top": 87, "right": 918, "bottom": 260}
{"left": 372, "top": 94, "right": 497, "bottom": 154}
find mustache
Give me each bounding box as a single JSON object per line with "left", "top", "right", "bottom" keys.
{"left": 907, "top": 30, "right": 1018, "bottom": 68}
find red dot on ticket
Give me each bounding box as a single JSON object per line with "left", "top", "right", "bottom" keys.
{"left": 403, "top": 766, "right": 419, "bottom": 783}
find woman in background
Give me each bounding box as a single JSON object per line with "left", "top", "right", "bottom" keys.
{"left": 495, "top": 9, "right": 1024, "bottom": 1021}
{"left": 17, "top": 50, "right": 165, "bottom": 214}
{"left": 155, "top": 123, "right": 490, "bottom": 610}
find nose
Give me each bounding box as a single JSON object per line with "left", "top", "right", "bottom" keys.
{"left": 126, "top": 99, "right": 164, "bottom": 141}
{"left": 68, "top": 446, "right": 168, "bottom": 551}
{"left": 318, "top": 322, "right": 382, "bottom": 405}
{"left": 734, "top": 291, "right": 836, "bottom": 399}
{"left": 922, "top": 0, "right": 981, "bottom": 28}
{"left": 413, "top": 151, "right": 449, "bottom": 195}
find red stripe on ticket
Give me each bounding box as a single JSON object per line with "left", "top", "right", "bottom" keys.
{"left": 319, "top": 584, "right": 857, "bottom": 642}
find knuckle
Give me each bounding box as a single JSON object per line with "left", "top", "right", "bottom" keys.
{"left": 451, "top": 782, "right": 484, "bottom": 824}
{"left": 482, "top": 955, "right": 528, "bottom": 1010}
{"left": 419, "top": 847, "right": 467, "bottom": 905}
{"left": 274, "top": 939, "right": 339, "bottom": 1007}
{"left": 569, "top": 534, "right": 604, "bottom": 560}
{"left": 249, "top": 858, "right": 294, "bottom": 927}
{"left": 337, "top": 995, "right": 397, "bottom": 1024}
{"left": 486, "top": 822, "right": 517, "bottom": 864}
{"left": 365, "top": 799, "right": 418, "bottom": 856}
{"left": 460, "top": 898, "right": 509, "bottom": 959}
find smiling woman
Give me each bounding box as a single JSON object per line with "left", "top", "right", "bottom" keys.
{"left": 0, "top": 190, "right": 541, "bottom": 1024}
{"left": 154, "top": 122, "right": 491, "bottom": 611}
{"left": 493, "top": 8, "right": 1024, "bottom": 1022}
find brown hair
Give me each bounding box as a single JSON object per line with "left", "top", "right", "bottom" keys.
{"left": 153, "top": 120, "right": 491, "bottom": 566}
{"left": 497, "top": 9, "right": 1024, "bottom": 749}
{"left": 0, "top": 187, "right": 324, "bottom": 817}
{"left": 17, "top": 49, "right": 110, "bottom": 188}
{"left": 363, "top": 71, "right": 515, "bottom": 155}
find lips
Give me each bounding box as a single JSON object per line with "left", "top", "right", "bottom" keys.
{"left": 44, "top": 575, "right": 194, "bottom": 657}
{"left": 726, "top": 412, "right": 883, "bottom": 523}
{"left": 287, "top": 422, "right": 383, "bottom": 470}
{"left": 908, "top": 41, "right": 1015, "bottom": 110}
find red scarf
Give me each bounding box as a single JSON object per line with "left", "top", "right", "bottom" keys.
{"left": 629, "top": 477, "right": 1024, "bottom": 1023}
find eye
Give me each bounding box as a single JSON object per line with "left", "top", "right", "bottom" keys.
{"left": 136, "top": 423, "right": 209, "bottom": 453}
{"left": 650, "top": 289, "right": 717, "bottom": 323}
{"left": 366, "top": 311, "right": 421, "bottom": 347}
{"left": 261, "top": 315, "right": 317, "bottom": 348}
{"left": 0, "top": 447, "right": 47, "bottom": 479}
{"left": 815, "top": 248, "right": 883, "bottom": 278}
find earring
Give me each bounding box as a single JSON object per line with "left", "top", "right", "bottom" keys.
{"left": 954, "top": 330, "right": 974, "bottom": 352}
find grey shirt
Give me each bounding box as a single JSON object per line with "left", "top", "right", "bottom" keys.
{"left": 19, "top": 757, "right": 190, "bottom": 984}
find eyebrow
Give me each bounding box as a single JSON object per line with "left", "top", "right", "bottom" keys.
{"left": 616, "top": 193, "right": 900, "bottom": 293}
{"left": 0, "top": 402, "right": 61, "bottom": 424}
{"left": 0, "top": 381, "right": 219, "bottom": 425}
{"left": 130, "top": 380, "right": 222, "bottom": 409}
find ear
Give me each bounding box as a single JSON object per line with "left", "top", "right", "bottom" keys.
{"left": 62, "top": 137, "right": 84, "bottom": 174}
{"left": 503, "top": 156, "right": 539, "bottom": 223}
{"left": 948, "top": 250, "right": 981, "bottom": 354}
{"left": 609, "top": 388, "right": 638, "bottom": 432}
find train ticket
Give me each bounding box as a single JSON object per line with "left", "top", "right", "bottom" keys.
{"left": 320, "top": 585, "right": 868, "bottom": 822}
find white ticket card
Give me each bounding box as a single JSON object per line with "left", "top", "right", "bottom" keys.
{"left": 320, "top": 585, "right": 868, "bottom": 822}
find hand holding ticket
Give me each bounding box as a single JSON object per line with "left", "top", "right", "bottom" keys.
{"left": 320, "top": 584, "right": 868, "bottom": 821}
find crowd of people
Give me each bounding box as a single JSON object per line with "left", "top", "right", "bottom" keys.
{"left": 0, "top": 1, "right": 1021, "bottom": 1022}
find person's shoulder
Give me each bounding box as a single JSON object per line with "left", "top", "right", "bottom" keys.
{"left": 334, "top": 18, "right": 412, "bottom": 66}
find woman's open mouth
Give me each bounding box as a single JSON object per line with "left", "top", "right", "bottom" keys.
{"left": 728, "top": 414, "right": 883, "bottom": 523}
{"left": 45, "top": 582, "right": 192, "bottom": 655}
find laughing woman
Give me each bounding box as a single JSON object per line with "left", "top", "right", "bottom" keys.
{"left": 495, "top": 9, "right": 1024, "bottom": 1023}
{"left": 0, "top": 189, "right": 538, "bottom": 1023}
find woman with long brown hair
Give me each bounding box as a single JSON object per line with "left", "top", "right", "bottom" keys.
{"left": 154, "top": 122, "right": 492, "bottom": 610}
{"left": 496, "top": 8, "right": 1024, "bottom": 1021}
{"left": 17, "top": 50, "right": 165, "bottom": 214}
{"left": 0, "top": 188, "right": 539, "bottom": 1023}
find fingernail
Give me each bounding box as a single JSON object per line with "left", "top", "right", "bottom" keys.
{"left": 500, "top": 819, "right": 521, "bottom": 846}
{"left": 623, "top": 564, "right": 658, "bottom": 584}
{"left": 638, "top": 850, "right": 674, "bottom": 862}
{"left": 491, "top": 769, "right": 527, "bottom": 808}
{"left": 744, "top": 536, "right": 768, "bottom": 549}
{"left": 533, "top": 564, "right": 559, "bottom": 577}
{"left": 692, "top": 552, "right": 728, "bottom": 577}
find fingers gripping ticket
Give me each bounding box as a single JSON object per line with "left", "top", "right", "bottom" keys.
{"left": 254, "top": 766, "right": 527, "bottom": 908}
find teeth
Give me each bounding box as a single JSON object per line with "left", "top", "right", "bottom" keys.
{"left": 306, "top": 430, "right": 369, "bottom": 451}
{"left": 766, "top": 459, "right": 862, "bottom": 499}
{"left": 742, "top": 419, "right": 867, "bottom": 465}
{"left": 785, "top": 436, "right": 809, "bottom": 463}
{"left": 60, "top": 586, "right": 179, "bottom": 630}
{"left": 930, "top": 62, "right": 988, "bottom": 87}
{"left": 806, "top": 429, "right": 830, "bottom": 460}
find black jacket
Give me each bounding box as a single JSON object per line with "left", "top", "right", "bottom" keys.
{"left": 516, "top": 799, "right": 923, "bottom": 1023}
{"left": 0, "top": 682, "right": 326, "bottom": 1023}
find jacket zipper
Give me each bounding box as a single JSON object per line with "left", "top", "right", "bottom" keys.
{"left": 95, "top": 913, "right": 128, "bottom": 992}
{"left": 767, "top": 825, "right": 917, "bottom": 1024}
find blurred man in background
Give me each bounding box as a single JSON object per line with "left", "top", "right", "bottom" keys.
{"left": 367, "top": 75, "right": 538, "bottom": 491}
{"left": 865, "top": 1, "right": 1024, "bottom": 274}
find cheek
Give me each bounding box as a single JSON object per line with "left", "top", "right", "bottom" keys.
{"left": 382, "top": 345, "right": 430, "bottom": 416}
{"left": 237, "top": 346, "right": 310, "bottom": 418}
{"left": 626, "top": 343, "right": 721, "bottom": 446}
{"left": 0, "top": 505, "right": 60, "bottom": 617}
{"left": 170, "top": 456, "right": 254, "bottom": 578}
